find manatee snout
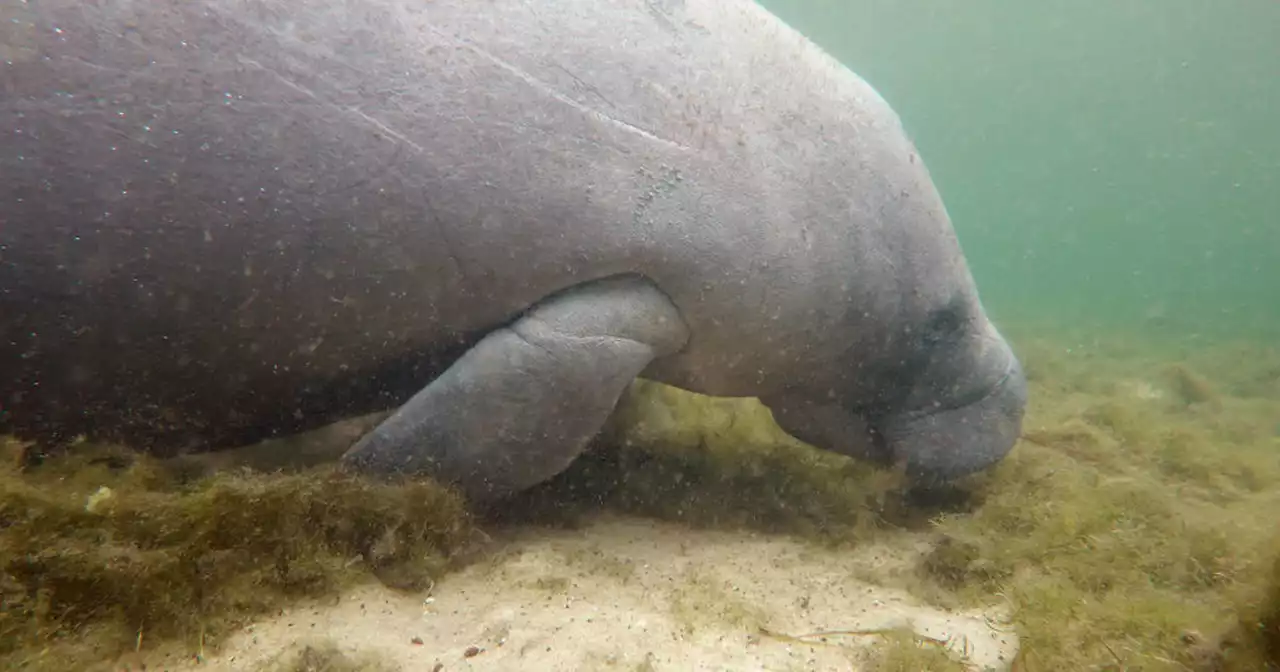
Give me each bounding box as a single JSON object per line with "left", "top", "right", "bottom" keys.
{"left": 765, "top": 326, "right": 1028, "bottom": 485}
{"left": 880, "top": 348, "right": 1028, "bottom": 485}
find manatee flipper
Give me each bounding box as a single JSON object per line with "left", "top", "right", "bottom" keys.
{"left": 339, "top": 275, "right": 689, "bottom": 502}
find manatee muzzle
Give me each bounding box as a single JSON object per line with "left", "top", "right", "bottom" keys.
{"left": 877, "top": 353, "right": 1028, "bottom": 485}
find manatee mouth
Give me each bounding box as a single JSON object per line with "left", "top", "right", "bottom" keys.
{"left": 762, "top": 333, "right": 1028, "bottom": 483}
{"left": 877, "top": 355, "right": 1028, "bottom": 485}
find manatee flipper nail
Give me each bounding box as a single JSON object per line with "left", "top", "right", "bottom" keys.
{"left": 340, "top": 275, "right": 689, "bottom": 502}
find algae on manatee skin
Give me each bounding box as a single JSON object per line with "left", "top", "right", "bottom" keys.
{"left": 0, "top": 437, "right": 475, "bottom": 671}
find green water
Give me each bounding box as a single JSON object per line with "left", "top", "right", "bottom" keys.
{"left": 760, "top": 0, "right": 1280, "bottom": 342}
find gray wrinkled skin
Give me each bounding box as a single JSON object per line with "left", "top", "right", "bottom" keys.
{"left": 0, "top": 0, "right": 1027, "bottom": 501}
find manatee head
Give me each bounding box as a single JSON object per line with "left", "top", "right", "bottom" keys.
{"left": 869, "top": 307, "right": 1028, "bottom": 485}
{"left": 764, "top": 296, "right": 1027, "bottom": 486}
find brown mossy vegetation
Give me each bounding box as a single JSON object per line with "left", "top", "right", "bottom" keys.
{"left": 915, "top": 331, "right": 1280, "bottom": 671}
{"left": 866, "top": 627, "right": 970, "bottom": 672}
{"left": 514, "top": 328, "right": 1280, "bottom": 670}
{"left": 0, "top": 438, "right": 474, "bottom": 671}
{"left": 1167, "top": 362, "right": 1222, "bottom": 408}
{"left": 502, "top": 379, "right": 932, "bottom": 540}
{"left": 1208, "top": 534, "right": 1280, "bottom": 672}
{"left": 2, "top": 327, "right": 1278, "bottom": 670}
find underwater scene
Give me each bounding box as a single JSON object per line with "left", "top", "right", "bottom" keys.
{"left": 1, "top": 0, "right": 1277, "bottom": 671}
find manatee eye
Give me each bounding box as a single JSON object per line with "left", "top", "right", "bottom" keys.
{"left": 921, "top": 301, "right": 966, "bottom": 346}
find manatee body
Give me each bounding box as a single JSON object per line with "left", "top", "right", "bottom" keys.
{"left": 0, "top": 0, "right": 1027, "bottom": 501}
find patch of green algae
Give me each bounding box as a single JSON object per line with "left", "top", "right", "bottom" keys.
{"left": 3, "top": 325, "right": 1278, "bottom": 672}
{"left": 511, "top": 326, "right": 1280, "bottom": 671}
{"left": 913, "top": 330, "right": 1280, "bottom": 671}
{"left": 0, "top": 439, "right": 473, "bottom": 671}
{"left": 503, "top": 379, "right": 927, "bottom": 541}
{"left": 867, "top": 628, "right": 969, "bottom": 672}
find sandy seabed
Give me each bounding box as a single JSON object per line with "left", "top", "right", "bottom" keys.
{"left": 5, "top": 323, "right": 1279, "bottom": 672}
{"left": 154, "top": 514, "right": 1015, "bottom": 671}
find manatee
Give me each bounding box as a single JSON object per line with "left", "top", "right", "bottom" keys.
{"left": 0, "top": 0, "right": 1027, "bottom": 502}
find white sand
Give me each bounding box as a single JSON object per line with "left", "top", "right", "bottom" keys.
{"left": 138, "top": 513, "right": 1017, "bottom": 672}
